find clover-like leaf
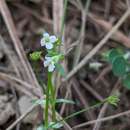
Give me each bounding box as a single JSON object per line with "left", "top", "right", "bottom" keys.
{"left": 123, "top": 74, "right": 130, "bottom": 89}
{"left": 108, "top": 49, "right": 122, "bottom": 63}
{"left": 112, "top": 56, "right": 126, "bottom": 77}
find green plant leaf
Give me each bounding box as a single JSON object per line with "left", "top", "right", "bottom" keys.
{"left": 108, "top": 49, "right": 122, "bottom": 63}
{"left": 123, "top": 74, "right": 130, "bottom": 89}
{"left": 55, "top": 63, "right": 65, "bottom": 77}
{"left": 32, "top": 99, "right": 75, "bottom": 106}
{"left": 112, "top": 56, "right": 126, "bottom": 77}
{"left": 48, "top": 122, "right": 63, "bottom": 129}
{"left": 56, "top": 99, "right": 75, "bottom": 104}
{"left": 30, "top": 51, "right": 42, "bottom": 61}
{"left": 32, "top": 99, "right": 46, "bottom": 105}
{"left": 37, "top": 124, "right": 46, "bottom": 130}
{"left": 55, "top": 38, "right": 62, "bottom": 45}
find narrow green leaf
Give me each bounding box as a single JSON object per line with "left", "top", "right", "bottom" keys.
{"left": 37, "top": 124, "right": 46, "bottom": 130}
{"left": 32, "top": 99, "right": 46, "bottom": 105}
{"left": 48, "top": 122, "right": 63, "bottom": 129}
{"left": 112, "top": 56, "right": 126, "bottom": 77}
{"left": 123, "top": 74, "right": 130, "bottom": 89}
{"left": 56, "top": 99, "right": 75, "bottom": 104}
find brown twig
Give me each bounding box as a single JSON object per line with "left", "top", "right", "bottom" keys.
{"left": 73, "top": 109, "right": 130, "bottom": 129}
{"left": 73, "top": 0, "right": 91, "bottom": 66}
{"left": 0, "top": 72, "right": 41, "bottom": 97}
{"left": 6, "top": 105, "right": 37, "bottom": 130}
{"left": 72, "top": 78, "right": 96, "bottom": 120}
{"left": 89, "top": 13, "right": 130, "bottom": 48}
{"left": 80, "top": 80, "right": 104, "bottom": 101}
{"left": 60, "top": 81, "right": 72, "bottom": 115}
{"left": 12, "top": 3, "right": 52, "bottom": 25}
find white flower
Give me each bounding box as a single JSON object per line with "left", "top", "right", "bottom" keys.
{"left": 40, "top": 33, "right": 57, "bottom": 50}
{"left": 44, "top": 56, "right": 55, "bottom": 72}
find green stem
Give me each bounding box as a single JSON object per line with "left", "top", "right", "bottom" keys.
{"left": 48, "top": 72, "right": 56, "bottom": 121}
{"left": 48, "top": 100, "right": 106, "bottom": 129}
{"left": 64, "top": 101, "right": 104, "bottom": 121}
{"left": 45, "top": 72, "right": 51, "bottom": 128}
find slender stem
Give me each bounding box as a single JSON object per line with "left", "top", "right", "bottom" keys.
{"left": 64, "top": 101, "right": 104, "bottom": 121}
{"left": 48, "top": 100, "right": 106, "bottom": 129}
{"left": 48, "top": 72, "right": 56, "bottom": 121}
{"left": 45, "top": 0, "right": 68, "bottom": 127}
{"left": 60, "top": 0, "right": 68, "bottom": 37}
{"left": 45, "top": 72, "right": 51, "bottom": 128}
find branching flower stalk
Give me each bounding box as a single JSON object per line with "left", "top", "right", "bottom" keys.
{"left": 40, "top": 32, "right": 63, "bottom": 129}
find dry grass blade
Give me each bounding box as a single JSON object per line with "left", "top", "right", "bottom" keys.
{"left": 80, "top": 80, "right": 104, "bottom": 101}
{"left": 0, "top": 72, "right": 41, "bottom": 97}
{"left": 73, "top": 109, "right": 130, "bottom": 129}
{"left": 6, "top": 105, "right": 37, "bottom": 130}
{"left": 89, "top": 13, "right": 130, "bottom": 48}
{"left": 53, "top": 0, "right": 63, "bottom": 35}
{"left": 73, "top": 0, "right": 91, "bottom": 66}
{"left": 72, "top": 78, "right": 96, "bottom": 120}
{"left": 0, "top": 35, "right": 21, "bottom": 78}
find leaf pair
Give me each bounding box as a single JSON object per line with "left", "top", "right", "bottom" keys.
{"left": 108, "top": 49, "right": 126, "bottom": 77}
{"left": 105, "top": 48, "right": 130, "bottom": 89}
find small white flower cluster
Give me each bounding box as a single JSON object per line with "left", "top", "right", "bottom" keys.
{"left": 40, "top": 33, "right": 57, "bottom": 50}
{"left": 40, "top": 32, "right": 58, "bottom": 72}
{"left": 44, "top": 56, "right": 55, "bottom": 72}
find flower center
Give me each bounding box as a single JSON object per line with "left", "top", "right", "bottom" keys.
{"left": 45, "top": 37, "right": 50, "bottom": 43}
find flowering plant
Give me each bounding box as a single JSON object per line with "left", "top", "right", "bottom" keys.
{"left": 30, "top": 33, "right": 120, "bottom": 130}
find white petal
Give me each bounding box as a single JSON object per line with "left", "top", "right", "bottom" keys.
{"left": 45, "top": 42, "right": 53, "bottom": 49}
{"left": 45, "top": 56, "right": 51, "bottom": 61}
{"left": 40, "top": 38, "right": 45, "bottom": 46}
{"left": 50, "top": 35, "right": 57, "bottom": 43}
{"left": 48, "top": 63, "right": 55, "bottom": 72}
{"left": 43, "top": 32, "right": 49, "bottom": 38}
{"left": 43, "top": 60, "right": 49, "bottom": 67}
